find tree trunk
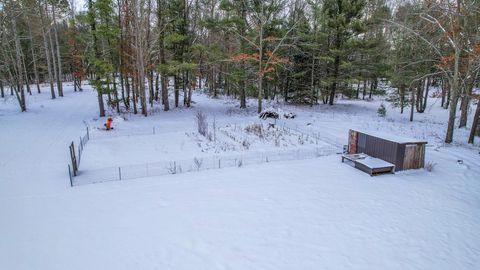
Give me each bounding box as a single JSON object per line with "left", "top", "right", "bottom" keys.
{"left": 368, "top": 80, "right": 373, "bottom": 99}
{"left": 22, "top": 55, "right": 32, "bottom": 96}
{"left": 155, "top": 73, "right": 159, "bottom": 101}
{"left": 48, "top": 27, "right": 59, "bottom": 97}
{"left": 157, "top": 0, "right": 169, "bottom": 111}
{"left": 441, "top": 77, "right": 446, "bottom": 107}
{"left": 416, "top": 81, "right": 424, "bottom": 113}
{"left": 459, "top": 70, "right": 477, "bottom": 128}
{"left": 132, "top": 73, "right": 138, "bottom": 114}
{"left": 27, "top": 23, "right": 41, "bottom": 93}
{"left": 187, "top": 72, "right": 193, "bottom": 107}
{"left": 329, "top": 55, "right": 340, "bottom": 105}
{"left": 239, "top": 3, "right": 247, "bottom": 109}
{"left": 124, "top": 76, "right": 131, "bottom": 109}
{"left": 39, "top": 1, "right": 55, "bottom": 99}
{"left": 468, "top": 99, "right": 480, "bottom": 144}
{"left": 423, "top": 77, "right": 430, "bottom": 111}
{"left": 1, "top": 80, "right": 4, "bottom": 98}
{"left": 459, "top": 95, "right": 470, "bottom": 128}
{"left": 52, "top": 5, "right": 63, "bottom": 96}
{"left": 257, "top": 13, "right": 264, "bottom": 113}
{"left": 410, "top": 86, "right": 414, "bottom": 122}
{"left": 174, "top": 75, "right": 179, "bottom": 107}
{"left": 183, "top": 71, "right": 187, "bottom": 106}
{"left": 362, "top": 80, "right": 367, "bottom": 100}
{"left": 88, "top": 0, "right": 105, "bottom": 117}
{"left": 444, "top": 79, "right": 451, "bottom": 109}
{"left": 310, "top": 57, "right": 315, "bottom": 107}
{"left": 113, "top": 72, "right": 120, "bottom": 113}
{"left": 356, "top": 81, "right": 360, "bottom": 99}
{"left": 12, "top": 17, "right": 26, "bottom": 112}
{"left": 445, "top": 49, "right": 461, "bottom": 144}
{"left": 400, "top": 86, "right": 406, "bottom": 114}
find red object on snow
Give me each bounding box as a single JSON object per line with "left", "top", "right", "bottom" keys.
{"left": 106, "top": 117, "right": 113, "bottom": 130}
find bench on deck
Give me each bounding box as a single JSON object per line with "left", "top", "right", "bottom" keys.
{"left": 342, "top": 153, "right": 395, "bottom": 176}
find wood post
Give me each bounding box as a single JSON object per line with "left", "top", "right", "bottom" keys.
{"left": 69, "top": 142, "right": 78, "bottom": 176}
{"left": 68, "top": 164, "right": 73, "bottom": 187}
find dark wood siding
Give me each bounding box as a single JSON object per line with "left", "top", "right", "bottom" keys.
{"left": 348, "top": 129, "right": 426, "bottom": 171}
{"left": 363, "top": 135, "right": 400, "bottom": 168}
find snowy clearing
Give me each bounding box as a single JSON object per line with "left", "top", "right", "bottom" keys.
{"left": 1, "top": 84, "right": 480, "bottom": 270}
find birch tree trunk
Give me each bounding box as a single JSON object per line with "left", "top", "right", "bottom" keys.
{"left": 21, "top": 55, "right": 32, "bottom": 96}
{"left": 52, "top": 5, "right": 63, "bottom": 96}
{"left": 27, "top": 23, "right": 41, "bottom": 93}
{"left": 12, "top": 17, "right": 26, "bottom": 111}
{"left": 48, "top": 27, "right": 59, "bottom": 97}
{"left": 445, "top": 47, "right": 461, "bottom": 143}
{"left": 38, "top": 2, "right": 55, "bottom": 99}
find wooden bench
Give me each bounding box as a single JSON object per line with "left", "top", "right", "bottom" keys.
{"left": 342, "top": 153, "right": 395, "bottom": 176}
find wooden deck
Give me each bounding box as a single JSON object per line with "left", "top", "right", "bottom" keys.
{"left": 342, "top": 153, "right": 395, "bottom": 176}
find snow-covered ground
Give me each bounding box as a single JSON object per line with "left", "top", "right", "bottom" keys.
{"left": 1, "top": 84, "right": 479, "bottom": 270}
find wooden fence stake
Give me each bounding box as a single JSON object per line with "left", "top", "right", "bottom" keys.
{"left": 68, "top": 164, "right": 73, "bottom": 187}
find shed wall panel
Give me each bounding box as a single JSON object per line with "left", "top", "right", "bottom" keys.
{"left": 347, "top": 130, "right": 426, "bottom": 171}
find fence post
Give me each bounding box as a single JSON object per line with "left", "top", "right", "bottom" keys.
{"left": 118, "top": 167, "right": 122, "bottom": 180}
{"left": 153, "top": 127, "right": 156, "bottom": 134}
{"left": 69, "top": 142, "right": 78, "bottom": 176}
{"left": 68, "top": 164, "right": 73, "bottom": 187}
{"left": 78, "top": 147, "right": 81, "bottom": 166}
{"left": 218, "top": 159, "right": 221, "bottom": 169}
{"left": 86, "top": 126, "right": 90, "bottom": 140}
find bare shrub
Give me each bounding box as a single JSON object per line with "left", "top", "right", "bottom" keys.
{"left": 242, "top": 139, "right": 251, "bottom": 149}
{"left": 194, "top": 157, "right": 203, "bottom": 171}
{"left": 274, "top": 133, "right": 281, "bottom": 147}
{"left": 245, "top": 123, "right": 264, "bottom": 139}
{"left": 237, "top": 159, "right": 243, "bottom": 167}
{"left": 168, "top": 162, "right": 177, "bottom": 174}
{"left": 196, "top": 111, "right": 208, "bottom": 137}
{"left": 298, "top": 134, "right": 305, "bottom": 145}
{"left": 425, "top": 161, "right": 437, "bottom": 172}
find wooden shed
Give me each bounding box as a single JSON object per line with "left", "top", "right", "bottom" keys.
{"left": 348, "top": 129, "right": 427, "bottom": 171}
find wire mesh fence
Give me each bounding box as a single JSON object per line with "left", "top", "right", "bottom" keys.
{"left": 77, "top": 128, "right": 90, "bottom": 166}
{"left": 72, "top": 145, "right": 339, "bottom": 186}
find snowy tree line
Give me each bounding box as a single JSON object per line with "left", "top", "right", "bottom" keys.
{"left": 0, "top": 0, "right": 479, "bottom": 143}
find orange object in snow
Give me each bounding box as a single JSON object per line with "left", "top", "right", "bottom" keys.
{"left": 106, "top": 117, "right": 113, "bottom": 130}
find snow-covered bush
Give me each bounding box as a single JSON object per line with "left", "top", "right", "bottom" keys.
{"left": 377, "top": 104, "right": 387, "bottom": 117}
{"left": 242, "top": 139, "right": 251, "bottom": 149}
{"left": 283, "top": 112, "right": 296, "bottom": 119}
{"left": 260, "top": 108, "right": 297, "bottom": 120}
{"left": 259, "top": 110, "right": 279, "bottom": 120}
